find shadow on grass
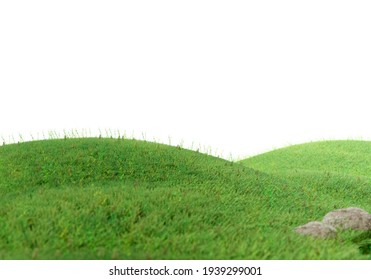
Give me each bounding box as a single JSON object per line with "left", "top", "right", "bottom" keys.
{"left": 351, "top": 231, "right": 371, "bottom": 255}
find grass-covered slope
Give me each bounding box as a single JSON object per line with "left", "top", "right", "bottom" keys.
{"left": 0, "top": 138, "right": 370, "bottom": 259}
{"left": 241, "top": 140, "right": 371, "bottom": 178}
{"left": 241, "top": 140, "right": 371, "bottom": 213}
{"left": 240, "top": 140, "right": 371, "bottom": 258}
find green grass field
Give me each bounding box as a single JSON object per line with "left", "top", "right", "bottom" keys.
{"left": 0, "top": 138, "right": 370, "bottom": 259}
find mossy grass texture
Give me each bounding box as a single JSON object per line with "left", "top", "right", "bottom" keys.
{"left": 0, "top": 138, "right": 370, "bottom": 259}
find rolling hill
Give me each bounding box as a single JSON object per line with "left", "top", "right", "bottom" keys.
{"left": 0, "top": 138, "right": 370, "bottom": 259}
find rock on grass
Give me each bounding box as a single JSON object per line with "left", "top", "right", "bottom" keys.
{"left": 295, "top": 221, "right": 337, "bottom": 238}
{"left": 322, "top": 207, "right": 371, "bottom": 230}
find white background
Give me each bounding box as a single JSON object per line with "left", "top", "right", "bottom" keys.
{"left": 1, "top": 0, "right": 370, "bottom": 160}
{"left": 1, "top": 260, "right": 371, "bottom": 280}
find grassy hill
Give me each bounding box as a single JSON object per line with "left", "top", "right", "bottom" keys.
{"left": 240, "top": 140, "right": 371, "bottom": 258}
{"left": 240, "top": 140, "right": 371, "bottom": 177}
{"left": 0, "top": 138, "right": 370, "bottom": 259}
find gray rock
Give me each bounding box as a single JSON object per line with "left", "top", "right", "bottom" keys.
{"left": 295, "top": 221, "right": 337, "bottom": 238}
{"left": 322, "top": 207, "right": 371, "bottom": 230}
